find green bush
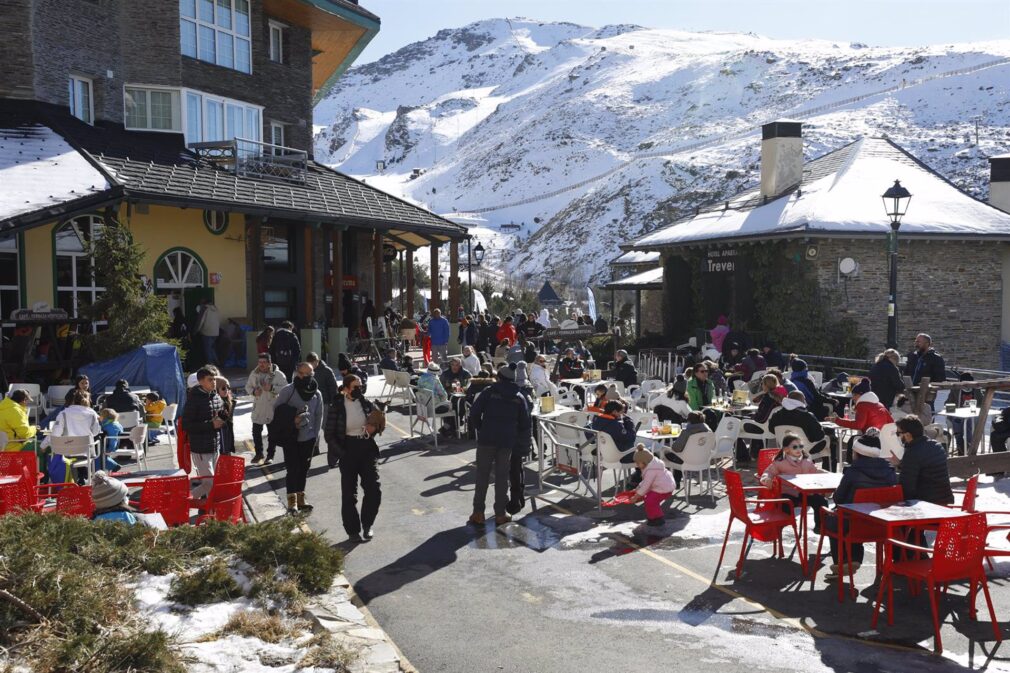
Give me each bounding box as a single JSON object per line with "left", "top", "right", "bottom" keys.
{"left": 168, "top": 556, "right": 242, "bottom": 606}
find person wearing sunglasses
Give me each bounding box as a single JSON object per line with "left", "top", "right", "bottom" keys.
{"left": 216, "top": 378, "right": 235, "bottom": 455}
{"left": 759, "top": 433, "right": 827, "bottom": 533}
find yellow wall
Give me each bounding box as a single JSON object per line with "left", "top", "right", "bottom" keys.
{"left": 18, "top": 205, "right": 248, "bottom": 319}
{"left": 127, "top": 205, "right": 248, "bottom": 319}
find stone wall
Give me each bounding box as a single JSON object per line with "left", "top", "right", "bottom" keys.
{"left": 0, "top": 0, "right": 35, "bottom": 99}
{"left": 641, "top": 289, "right": 664, "bottom": 335}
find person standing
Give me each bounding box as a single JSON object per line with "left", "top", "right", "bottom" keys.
{"left": 275, "top": 363, "right": 323, "bottom": 513}
{"left": 496, "top": 315, "right": 517, "bottom": 347}
{"left": 194, "top": 298, "right": 222, "bottom": 366}
{"left": 324, "top": 374, "right": 382, "bottom": 542}
{"left": 427, "top": 308, "right": 450, "bottom": 365}
{"left": 905, "top": 333, "right": 945, "bottom": 412}
{"left": 306, "top": 352, "right": 339, "bottom": 406}
{"left": 216, "top": 377, "right": 235, "bottom": 455}
{"left": 182, "top": 368, "right": 225, "bottom": 499}
{"left": 869, "top": 348, "right": 905, "bottom": 410}
{"left": 467, "top": 364, "right": 532, "bottom": 526}
{"left": 246, "top": 353, "right": 288, "bottom": 465}
{"left": 270, "top": 321, "right": 302, "bottom": 381}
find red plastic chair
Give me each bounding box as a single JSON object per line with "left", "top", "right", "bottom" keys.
{"left": 754, "top": 448, "right": 783, "bottom": 503}
{"left": 0, "top": 451, "right": 41, "bottom": 483}
{"left": 196, "top": 480, "right": 245, "bottom": 524}
{"left": 0, "top": 467, "right": 46, "bottom": 515}
{"left": 951, "top": 474, "right": 979, "bottom": 513}
{"left": 132, "top": 475, "right": 191, "bottom": 526}
{"left": 190, "top": 455, "right": 246, "bottom": 522}
{"left": 872, "top": 512, "right": 1000, "bottom": 654}
{"left": 717, "top": 469, "right": 800, "bottom": 579}
{"left": 55, "top": 485, "right": 95, "bottom": 518}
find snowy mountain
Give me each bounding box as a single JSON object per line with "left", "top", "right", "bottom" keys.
{"left": 313, "top": 18, "right": 1010, "bottom": 285}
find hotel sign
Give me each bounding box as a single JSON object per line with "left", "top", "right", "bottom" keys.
{"left": 704, "top": 249, "right": 737, "bottom": 274}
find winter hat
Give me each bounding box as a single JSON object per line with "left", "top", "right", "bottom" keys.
{"left": 616, "top": 349, "right": 629, "bottom": 361}
{"left": 514, "top": 361, "right": 529, "bottom": 387}
{"left": 852, "top": 378, "right": 871, "bottom": 396}
{"left": 258, "top": 353, "right": 272, "bottom": 363}
{"left": 772, "top": 385, "right": 788, "bottom": 399}
{"left": 790, "top": 358, "right": 808, "bottom": 373}
{"left": 426, "top": 362, "right": 441, "bottom": 373}
{"left": 833, "top": 372, "right": 848, "bottom": 384}
{"left": 499, "top": 363, "right": 516, "bottom": 381}
{"left": 717, "top": 315, "right": 729, "bottom": 326}
{"left": 852, "top": 439, "right": 882, "bottom": 458}
{"left": 671, "top": 375, "right": 687, "bottom": 396}
{"left": 633, "top": 445, "right": 653, "bottom": 466}
{"left": 91, "top": 471, "right": 129, "bottom": 510}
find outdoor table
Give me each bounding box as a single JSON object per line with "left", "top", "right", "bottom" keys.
{"left": 103, "top": 387, "right": 153, "bottom": 395}
{"left": 116, "top": 468, "right": 187, "bottom": 488}
{"left": 778, "top": 472, "right": 843, "bottom": 575}
{"left": 936, "top": 407, "right": 999, "bottom": 453}
{"left": 533, "top": 403, "right": 577, "bottom": 469}
{"left": 833, "top": 500, "right": 968, "bottom": 603}
{"left": 820, "top": 420, "right": 856, "bottom": 473}
{"left": 704, "top": 404, "right": 758, "bottom": 417}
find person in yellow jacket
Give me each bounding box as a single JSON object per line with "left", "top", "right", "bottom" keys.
{"left": 0, "top": 390, "right": 38, "bottom": 451}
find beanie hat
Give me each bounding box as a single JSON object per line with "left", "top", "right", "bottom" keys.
{"left": 852, "top": 439, "right": 882, "bottom": 458}
{"left": 514, "top": 361, "right": 529, "bottom": 387}
{"left": 91, "top": 471, "right": 129, "bottom": 510}
{"left": 852, "top": 377, "right": 871, "bottom": 396}
{"left": 633, "top": 445, "right": 653, "bottom": 465}
{"left": 791, "top": 358, "right": 807, "bottom": 372}
{"left": 499, "top": 363, "right": 516, "bottom": 381}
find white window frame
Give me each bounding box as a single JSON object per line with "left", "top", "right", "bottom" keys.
{"left": 124, "top": 86, "right": 182, "bottom": 133}
{"left": 68, "top": 75, "right": 94, "bottom": 125}
{"left": 124, "top": 85, "right": 261, "bottom": 145}
{"left": 268, "top": 20, "right": 285, "bottom": 64}
{"left": 270, "top": 121, "right": 285, "bottom": 147}
{"left": 55, "top": 215, "right": 106, "bottom": 330}
{"left": 180, "top": 0, "right": 252, "bottom": 74}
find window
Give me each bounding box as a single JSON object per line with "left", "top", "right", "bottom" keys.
{"left": 269, "top": 21, "right": 285, "bottom": 63}
{"left": 180, "top": 89, "right": 261, "bottom": 145}
{"left": 68, "top": 76, "right": 94, "bottom": 124}
{"left": 270, "top": 121, "right": 285, "bottom": 148}
{"left": 263, "top": 288, "right": 293, "bottom": 320}
{"left": 180, "top": 0, "right": 251, "bottom": 73}
{"left": 262, "top": 224, "right": 291, "bottom": 270}
{"left": 55, "top": 216, "right": 105, "bottom": 326}
{"left": 124, "top": 87, "right": 181, "bottom": 132}
{"left": 203, "top": 210, "right": 229, "bottom": 235}
{"left": 0, "top": 234, "right": 22, "bottom": 343}
{"left": 154, "top": 249, "right": 206, "bottom": 291}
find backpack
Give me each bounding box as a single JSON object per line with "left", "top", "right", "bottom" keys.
{"left": 268, "top": 389, "right": 299, "bottom": 445}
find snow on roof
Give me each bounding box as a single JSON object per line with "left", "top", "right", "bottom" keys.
{"left": 611, "top": 250, "right": 660, "bottom": 266}
{"left": 633, "top": 137, "right": 1010, "bottom": 249}
{"left": 0, "top": 123, "right": 109, "bottom": 221}
{"left": 606, "top": 266, "right": 663, "bottom": 289}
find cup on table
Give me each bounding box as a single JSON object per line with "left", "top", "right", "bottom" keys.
{"left": 945, "top": 402, "right": 956, "bottom": 413}
{"left": 968, "top": 399, "right": 977, "bottom": 411}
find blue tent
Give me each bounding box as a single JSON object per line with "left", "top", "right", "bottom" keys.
{"left": 80, "top": 343, "right": 187, "bottom": 406}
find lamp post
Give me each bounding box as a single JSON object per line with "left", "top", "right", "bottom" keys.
{"left": 881, "top": 179, "right": 912, "bottom": 349}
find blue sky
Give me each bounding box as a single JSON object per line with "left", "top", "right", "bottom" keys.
{"left": 357, "top": 0, "right": 1010, "bottom": 63}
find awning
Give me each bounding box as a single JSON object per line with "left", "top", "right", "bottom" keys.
{"left": 605, "top": 266, "right": 663, "bottom": 290}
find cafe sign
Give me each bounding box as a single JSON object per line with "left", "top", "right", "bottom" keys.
{"left": 703, "top": 249, "right": 737, "bottom": 274}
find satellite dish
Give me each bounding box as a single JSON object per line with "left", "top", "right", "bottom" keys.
{"left": 839, "top": 257, "right": 859, "bottom": 276}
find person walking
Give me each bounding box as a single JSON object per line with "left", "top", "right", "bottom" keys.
{"left": 427, "top": 308, "right": 450, "bottom": 364}
{"left": 194, "top": 298, "right": 222, "bottom": 366}
{"left": 467, "top": 363, "right": 532, "bottom": 526}
{"left": 182, "top": 368, "right": 225, "bottom": 499}
{"left": 324, "top": 374, "right": 383, "bottom": 542}
{"left": 246, "top": 353, "right": 288, "bottom": 465}
{"left": 274, "top": 362, "right": 323, "bottom": 513}
{"left": 270, "top": 321, "right": 302, "bottom": 381}
{"left": 307, "top": 351, "right": 339, "bottom": 459}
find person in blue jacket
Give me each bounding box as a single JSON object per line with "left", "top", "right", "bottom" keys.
{"left": 586, "top": 400, "right": 636, "bottom": 464}
{"left": 427, "top": 308, "right": 451, "bottom": 365}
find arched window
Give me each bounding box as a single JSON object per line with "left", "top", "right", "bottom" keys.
{"left": 54, "top": 215, "right": 104, "bottom": 319}
{"left": 154, "top": 248, "right": 207, "bottom": 291}
{"left": 0, "top": 233, "right": 22, "bottom": 340}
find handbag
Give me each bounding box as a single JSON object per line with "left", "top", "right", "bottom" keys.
{"left": 268, "top": 388, "right": 299, "bottom": 445}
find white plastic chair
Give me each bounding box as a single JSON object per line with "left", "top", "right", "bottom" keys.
{"left": 773, "top": 425, "right": 829, "bottom": 461}
{"left": 606, "top": 380, "right": 627, "bottom": 397}
{"left": 739, "top": 417, "right": 775, "bottom": 444}
{"left": 412, "top": 387, "right": 457, "bottom": 447}
{"left": 117, "top": 410, "right": 141, "bottom": 429}
{"left": 807, "top": 371, "right": 824, "bottom": 387}
{"left": 877, "top": 422, "right": 904, "bottom": 461}
{"left": 626, "top": 410, "right": 657, "bottom": 432}
{"left": 47, "top": 385, "right": 74, "bottom": 410}
{"left": 390, "top": 371, "right": 415, "bottom": 406}
{"left": 379, "top": 369, "right": 396, "bottom": 399}
{"left": 749, "top": 369, "right": 768, "bottom": 383}
{"left": 713, "top": 415, "right": 742, "bottom": 467}
{"left": 106, "top": 425, "right": 149, "bottom": 469}
{"left": 631, "top": 379, "right": 664, "bottom": 410}
{"left": 548, "top": 410, "right": 592, "bottom": 474}
{"left": 8, "top": 383, "right": 43, "bottom": 423}
{"left": 161, "top": 403, "right": 178, "bottom": 450}
{"left": 51, "top": 435, "right": 98, "bottom": 482}
{"left": 556, "top": 388, "right": 581, "bottom": 408}
{"left": 595, "top": 431, "right": 636, "bottom": 492}
{"left": 674, "top": 431, "right": 717, "bottom": 504}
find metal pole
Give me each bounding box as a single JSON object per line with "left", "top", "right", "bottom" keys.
{"left": 887, "top": 228, "right": 898, "bottom": 348}
{"left": 467, "top": 237, "right": 474, "bottom": 313}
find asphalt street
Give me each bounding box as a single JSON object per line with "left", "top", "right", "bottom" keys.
{"left": 251, "top": 402, "right": 1010, "bottom": 673}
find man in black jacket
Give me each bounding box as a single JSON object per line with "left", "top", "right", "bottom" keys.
{"left": 269, "top": 321, "right": 301, "bottom": 381}
{"left": 905, "top": 333, "right": 945, "bottom": 391}
{"left": 609, "top": 349, "right": 638, "bottom": 388}
{"left": 104, "top": 379, "right": 145, "bottom": 416}
{"left": 306, "top": 352, "right": 339, "bottom": 405}
{"left": 336, "top": 352, "right": 369, "bottom": 394}
{"left": 890, "top": 416, "right": 953, "bottom": 504}
{"left": 182, "top": 368, "right": 224, "bottom": 499}
{"left": 769, "top": 392, "right": 833, "bottom": 464}
{"left": 467, "top": 364, "right": 531, "bottom": 525}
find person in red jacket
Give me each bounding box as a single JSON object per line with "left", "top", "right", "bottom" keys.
{"left": 496, "top": 316, "right": 517, "bottom": 346}
{"left": 831, "top": 377, "right": 893, "bottom": 464}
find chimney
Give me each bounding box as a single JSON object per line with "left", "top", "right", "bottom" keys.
{"left": 760, "top": 120, "right": 803, "bottom": 198}
{"left": 989, "top": 154, "right": 1010, "bottom": 213}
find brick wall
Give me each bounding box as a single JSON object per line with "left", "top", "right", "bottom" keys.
{"left": 0, "top": 0, "right": 35, "bottom": 99}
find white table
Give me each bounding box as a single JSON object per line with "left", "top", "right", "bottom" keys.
{"left": 779, "top": 472, "right": 844, "bottom": 574}
{"left": 936, "top": 407, "right": 999, "bottom": 453}
{"left": 102, "top": 387, "right": 153, "bottom": 396}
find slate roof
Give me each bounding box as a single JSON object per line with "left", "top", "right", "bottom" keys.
{"left": 631, "top": 137, "right": 1010, "bottom": 250}
{"left": 0, "top": 100, "right": 465, "bottom": 242}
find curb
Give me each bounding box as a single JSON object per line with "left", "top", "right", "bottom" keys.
{"left": 241, "top": 443, "right": 418, "bottom": 673}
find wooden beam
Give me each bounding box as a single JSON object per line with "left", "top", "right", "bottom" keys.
{"left": 448, "top": 239, "right": 460, "bottom": 320}
{"left": 429, "top": 244, "right": 440, "bottom": 312}
{"left": 947, "top": 452, "right": 1010, "bottom": 479}
{"left": 331, "top": 225, "right": 343, "bottom": 328}
{"left": 249, "top": 217, "right": 264, "bottom": 326}
{"left": 968, "top": 386, "right": 996, "bottom": 457}
{"left": 406, "top": 248, "right": 415, "bottom": 318}
{"left": 373, "top": 232, "right": 384, "bottom": 310}
{"left": 304, "top": 225, "right": 314, "bottom": 323}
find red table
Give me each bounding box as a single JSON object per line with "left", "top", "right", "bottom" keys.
{"left": 834, "top": 500, "right": 968, "bottom": 603}
{"left": 778, "top": 472, "right": 842, "bottom": 575}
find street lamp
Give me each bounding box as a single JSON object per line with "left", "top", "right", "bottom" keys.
{"left": 473, "top": 242, "right": 485, "bottom": 266}
{"left": 881, "top": 179, "right": 912, "bottom": 348}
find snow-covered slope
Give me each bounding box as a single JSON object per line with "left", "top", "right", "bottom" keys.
{"left": 313, "top": 18, "right": 1010, "bottom": 284}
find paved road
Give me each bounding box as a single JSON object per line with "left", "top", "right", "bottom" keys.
{"left": 258, "top": 405, "right": 1010, "bottom": 673}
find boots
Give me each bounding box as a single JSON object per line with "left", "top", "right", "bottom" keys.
{"left": 286, "top": 493, "right": 297, "bottom": 514}
{"left": 296, "top": 492, "right": 313, "bottom": 512}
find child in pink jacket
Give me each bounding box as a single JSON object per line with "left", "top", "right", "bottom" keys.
{"left": 629, "top": 444, "right": 677, "bottom": 526}
{"left": 759, "top": 432, "right": 827, "bottom": 532}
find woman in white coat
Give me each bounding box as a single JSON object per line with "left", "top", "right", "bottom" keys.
{"left": 43, "top": 389, "right": 104, "bottom": 479}
{"left": 529, "top": 354, "right": 554, "bottom": 398}
{"left": 245, "top": 353, "right": 290, "bottom": 465}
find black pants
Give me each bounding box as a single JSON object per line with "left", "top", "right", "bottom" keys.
{"left": 508, "top": 449, "right": 527, "bottom": 514}
{"left": 824, "top": 514, "right": 864, "bottom": 564}
{"left": 780, "top": 493, "right": 827, "bottom": 532}
{"left": 339, "top": 436, "right": 382, "bottom": 535}
{"left": 252, "top": 422, "right": 276, "bottom": 459}
{"left": 284, "top": 439, "right": 315, "bottom": 493}
{"left": 474, "top": 444, "right": 511, "bottom": 517}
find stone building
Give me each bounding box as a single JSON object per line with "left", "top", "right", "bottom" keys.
{"left": 623, "top": 121, "right": 1010, "bottom": 368}
{"left": 0, "top": 0, "right": 468, "bottom": 362}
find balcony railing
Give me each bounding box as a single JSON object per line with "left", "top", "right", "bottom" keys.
{"left": 191, "top": 137, "right": 308, "bottom": 185}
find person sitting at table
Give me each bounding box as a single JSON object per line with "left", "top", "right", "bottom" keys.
{"left": 869, "top": 349, "right": 905, "bottom": 410}
{"left": 45, "top": 391, "right": 115, "bottom": 479}
{"left": 663, "top": 411, "right": 711, "bottom": 489}
{"left": 0, "top": 389, "right": 37, "bottom": 452}
{"left": 586, "top": 401, "right": 636, "bottom": 464}
{"left": 103, "top": 379, "right": 145, "bottom": 416}
{"left": 686, "top": 363, "right": 715, "bottom": 411}
{"left": 830, "top": 378, "right": 892, "bottom": 462}
{"left": 494, "top": 338, "right": 511, "bottom": 362}
{"left": 769, "top": 391, "right": 833, "bottom": 465}
{"left": 650, "top": 375, "right": 691, "bottom": 424}
{"left": 91, "top": 471, "right": 141, "bottom": 525}
{"left": 761, "top": 341, "right": 786, "bottom": 370}
{"left": 731, "top": 348, "right": 766, "bottom": 384}
{"left": 946, "top": 371, "right": 977, "bottom": 457}
{"left": 440, "top": 358, "right": 471, "bottom": 436}
{"left": 759, "top": 432, "right": 827, "bottom": 534}
{"left": 743, "top": 379, "right": 787, "bottom": 458}
{"left": 586, "top": 384, "right": 608, "bottom": 413}
{"left": 706, "top": 360, "right": 728, "bottom": 396}
{"left": 889, "top": 416, "right": 954, "bottom": 505}
{"left": 379, "top": 348, "right": 400, "bottom": 373}
{"left": 461, "top": 346, "right": 482, "bottom": 377}
{"left": 506, "top": 339, "right": 525, "bottom": 365}
{"left": 608, "top": 350, "right": 638, "bottom": 389}
{"left": 529, "top": 354, "right": 553, "bottom": 397}
{"left": 99, "top": 407, "right": 123, "bottom": 456}
{"left": 418, "top": 362, "right": 452, "bottom": 434}
{"left": 820, "top": 372, "right": 849, "bottom": 395}
{"left": 766, "top": 367, "right": 797, "bottom": 395}
{"left": 789, "top": 360, "right": 830, "bottom": 421}
{"left": 718, "top": 342, "right": 744, "bottom": 372}
{"left": 558, "top": 348, "right": 585, "bottom": 380}
{"left": 821, "top": 440, "right": 899, "bottom": 579}
{"left": 402, "top": 355, "right": 419, "bottom": 385}
{"left": 144, "top": 392, "right": 167, "bottom": 445}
